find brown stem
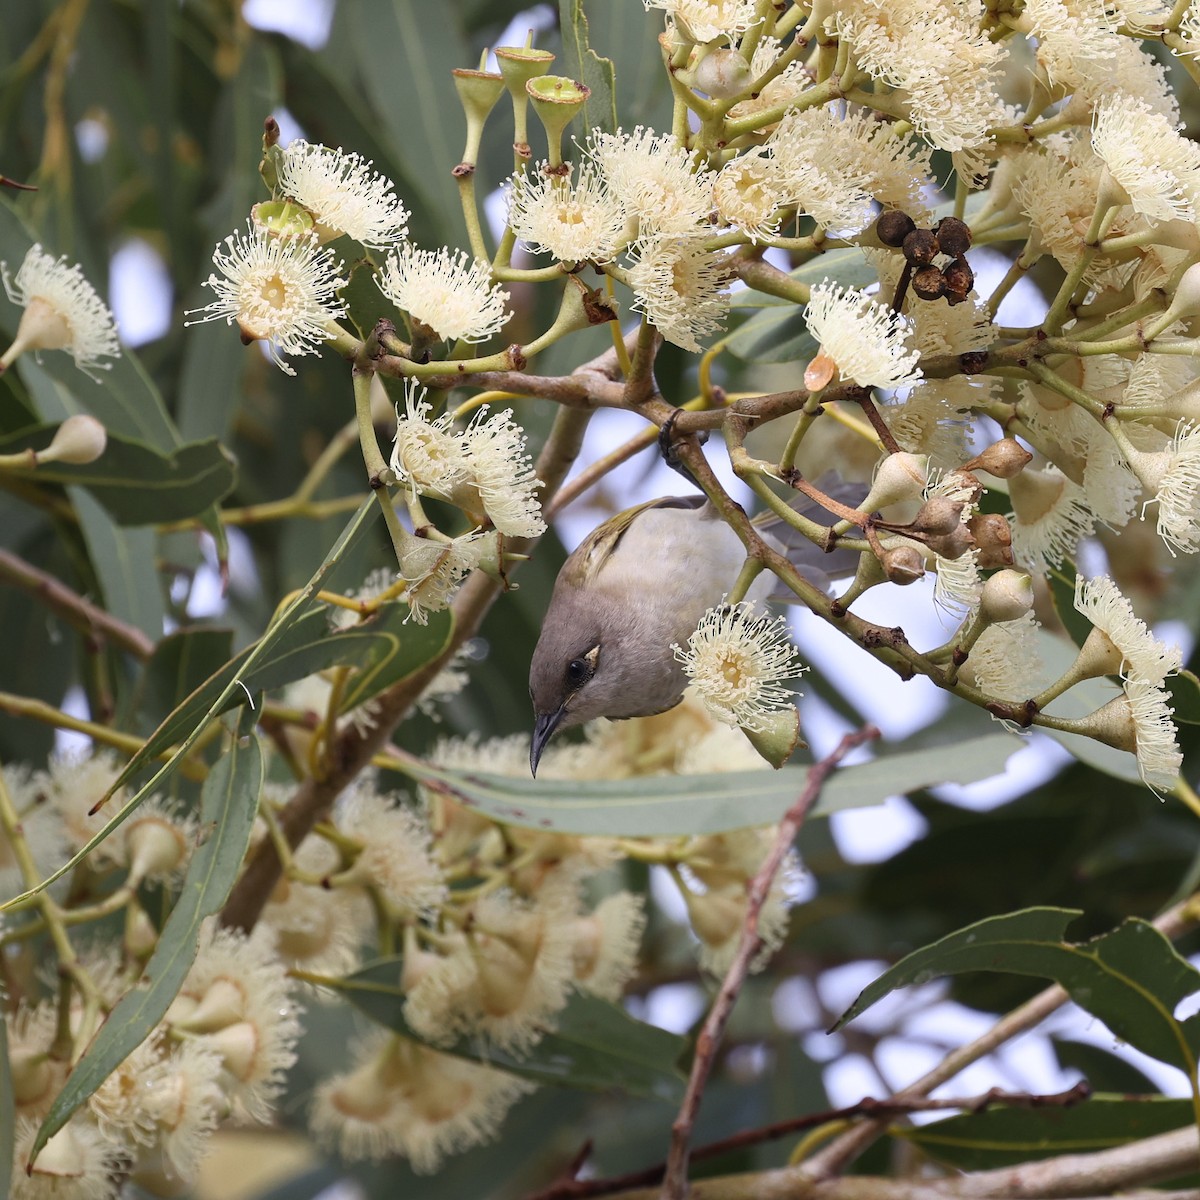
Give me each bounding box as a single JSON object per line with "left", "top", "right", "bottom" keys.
{"left": 528, "top": 1083, "right": 1091, "bottom": 1200}
{"left": 851, "top": 389, "right": 902, "bottom": 455}
{"left": 0, "top": 548, "right": 155, "bottom": 660}
{"left": 661, "top": 725, "right": 880, "bottom": 1200}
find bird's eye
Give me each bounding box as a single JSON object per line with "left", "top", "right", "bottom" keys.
{"left": 566, "top": 657, "right": 591, "bottom": 685}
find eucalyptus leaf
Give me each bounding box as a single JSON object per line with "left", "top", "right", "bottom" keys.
{"left": 386, "top": 731, "right": 1020, "bottom": 837}
{"left": 725, "top": 248, "right": 877, "bottom": 364}
{"left": 0, "top": 425, "right": 235, "bottom": 524}
{"left": 558, "top": 0, "right": 618, "bottom": 135}
{"left": 334, "top": 958, "right": 686, "bottom": 1101}
{"left": 834, "top": 906, "right": 1200, "bottom": 1076}
{"left": 347, "top": 0, "right": 467, "bottom": 245}
{"left": 32, "top": 718, "right": 263, "bottom": 1160}
{"left": 70, "top": 486, "right": 165, "bottom": 642}
{"left": 903, "top": 1094, "right": 1195, "bottom": 1170}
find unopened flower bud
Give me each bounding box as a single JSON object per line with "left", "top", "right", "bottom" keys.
{"left": 126, "top": 816, "right": 188, "bottom": 884}
{"left": 693, "top": 48, "right": 753, "bottom": 98}
{"left": 909, "top": 497, "right": 966, "bottom": 536}
{"left": 901, "top": 228, "right": 938, "bottom": 265}
{"left": 38, "top": 414, "right": 107, "bottom": 465}
{"left": 250, "top": 199, "right": 315, "bottom": 240}
{"left": 124, "top": 904, "right": 159, "bottom": 960}
{"left": 934, "top": 216, "right": 972, "bottom": 258}
{"left": 861, "top": 451, "right": 929, "bottom": 512}
{"left": 968, "top": 513, "right": 1014, "bottom": 567}
{"left": 880, "top": 544, "right": 926, "bottom": 584}
{"left": 1164, "top": 260, "right": 1200, "bottom": 321}
{"left": 980, "top": 569, "right": 1034, "bottom": 623}
{"left": 683, "top": 885, "right": 745, "bottom": 947}
{"left": 966, "top": 437, "right": 1033, "bottom": 479}
{"left": 911, "top": 264, "right": 945, "bottom": 300}
{"left": 876, "top": 210, "right": 916, "bottom": 248}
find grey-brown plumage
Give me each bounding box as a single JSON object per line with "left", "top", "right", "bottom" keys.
{"left": 528, "top": 496, "right": 774, "bottom": 774}
{"left": 528, "top": 481, "right": 864, "bottom": 774}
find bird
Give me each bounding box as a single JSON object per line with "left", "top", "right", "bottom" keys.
{"left": 528, "top": 485, "right": 860, "bottom": 775}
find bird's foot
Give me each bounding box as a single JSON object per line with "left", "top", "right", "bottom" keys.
{"left": 657, "top": 410, "right": 707, "bottom": 490}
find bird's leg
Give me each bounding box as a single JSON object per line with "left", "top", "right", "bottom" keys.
{"left": 657, "top": 408, "right": 709, "bottom": 491}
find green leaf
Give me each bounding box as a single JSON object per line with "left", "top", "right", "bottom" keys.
{"left": 129, "top": 602, "right": 453, "bottom": 768}
{"left": 1167, "top": 669, "right": 1200, "bottom": 726}
{"left": 1046, "top": 563, "right": 1093, "bottom": 650}
{"left": 387, "top": 731, "right": 1020, "bottom": 837}
{"left": 32, "top": 718, "right": 263, "bottom": 1161}
{"left": 0, "top": 426, "right": 236, "bottom": 524}
{"left": 728, "top": 247, "right": 878, "bottom": 309}
{"left": 904, "top": 1094, "right": 1195, "bottom": 1170}
{"left": 347, "top": 0, "right": 467, "bottom": 245}
{"left": 833, "top": 907, "right": 1200, "bottom": 1076}
{"left": 332, "top": 958, "right": 686, "bottom": 1101}
{"left": 133, "top": 627, "right": 236, "bottom": 729}
{"left": 70, "top": 487, "right": 165, "bottom": 642}
{"left": 558, "top": 0, "right": 618, "bottom": 135}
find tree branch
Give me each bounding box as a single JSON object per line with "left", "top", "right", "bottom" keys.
{"left": 0, "top": 546, "right": 155, "bottom": 659}
{"left": 661, "top": 725, "right": 881, "bottom": 1200}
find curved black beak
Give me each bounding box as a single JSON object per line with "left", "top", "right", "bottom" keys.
{"left": 530, "top": 704, "right": 566, "bottom": 776}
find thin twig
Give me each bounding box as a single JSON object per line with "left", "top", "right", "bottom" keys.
{"left": 526, "top": 1082, "right": 1091, "bottom": 1200}
{"left": 0, "top": 547, "right": 155, "bottom": 659}
{"left": 660, "top": 724, "right": 881, "bottom": 1200}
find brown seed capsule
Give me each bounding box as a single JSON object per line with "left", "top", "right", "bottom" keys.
{"left": 909, "top": 497, "right": 966, "bottom": 536}
{"left": 911, "top": 264, "right": 945, "bottom": 300}
{"left": 968, "top": 513, "right": 1015, "bottom": 568}
{"left": 942, "top": 256, "right": 975, "bottom": 300}
{"left": 966, "top": 437, "right": 1033, "bottom": 479}
{"left": 925, "top": 523, "right": 976, "bottom": 560}
{"left": 880, "top": 545, "right": 926, "bottom": 584}
{"left": 876, "top": 209, "right": 916, "bottom": 248}
{"left": 934, "top": 216, "right": 972, "bottom": 258}
{"left": 901, "top": 228, "right": 939, "bottom": 265}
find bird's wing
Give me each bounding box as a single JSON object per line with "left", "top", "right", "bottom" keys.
{"left": 573, "top": 495, "right": 706, "bottom": 586}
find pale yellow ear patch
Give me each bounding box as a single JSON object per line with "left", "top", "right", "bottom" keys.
{"left": 584, "top": 644, "right": 600, "bottom": 670}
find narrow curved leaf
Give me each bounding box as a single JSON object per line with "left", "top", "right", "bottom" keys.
{"left": 903, "top": 1094, "right": 1195, "bottom": 1170}
{"left": 833, "top": 906, "right": 1200, "bottom": 1077}
{"left": 386, "top": 731, "right": 1020, "bottom": 837}
{"left": 332, "top": 958, "right": 685, "bottom": 1101}
{"left": 32, "top": 718, "right": 263, "bottom": 1161}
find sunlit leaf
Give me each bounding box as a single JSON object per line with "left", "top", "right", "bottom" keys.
{"left": 385, "top": 731, "right": 1020, "bottom": 837}
{"left": 834, "top": 907, "right": 1200, "bottom": 1075}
